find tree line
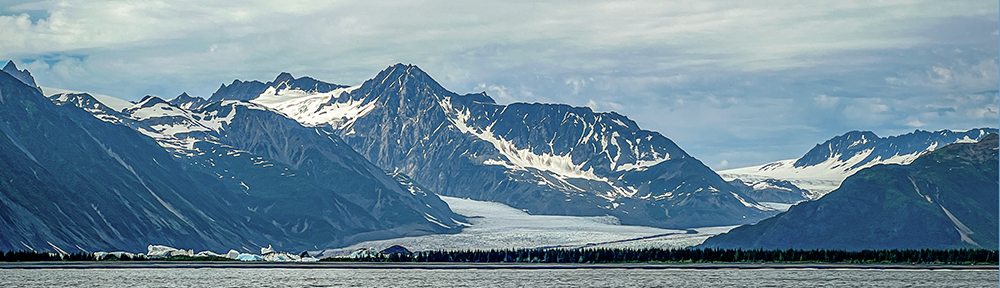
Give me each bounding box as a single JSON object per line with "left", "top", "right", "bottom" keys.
{"left": 335, "top": 248, "right": 998, "bottom": 264}
{"left": 3, "top": 248, "right": 997, "bottom": 264}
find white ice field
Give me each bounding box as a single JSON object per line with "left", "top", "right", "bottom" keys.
{"left": 316, "top": 196, "right": 737, "bottom": 257}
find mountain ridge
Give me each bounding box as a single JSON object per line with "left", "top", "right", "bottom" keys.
{"left": 52, "top": 91, "right": 467, "bottom": 244}
{"left": 0, "top": 63, "right": 466, "bottom": 253}
{"left": 215, "top": 63, "right": 777, "bottom": 229}
{"left": 208, "top": 72, "right": 347, "bottom": 103}
{"left": 719, "top": 128, "right": 998, "bottom": 197}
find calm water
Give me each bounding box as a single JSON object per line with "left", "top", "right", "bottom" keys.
{"left": 1, "top": 268, "right": 996, "bottom": 287}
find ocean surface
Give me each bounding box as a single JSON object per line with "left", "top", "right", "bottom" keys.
{"left": 1, "top": 267, "right": 996, "bottom": 287}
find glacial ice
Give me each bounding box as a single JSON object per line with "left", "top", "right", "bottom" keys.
{"left": 136, "top": 244, "right": 318, "bottom": 262}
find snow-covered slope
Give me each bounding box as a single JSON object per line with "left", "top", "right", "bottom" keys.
{"left": 217, "top": 64, "right": 776, "bottom": 229}
{"left": 719, "top": 129, "right": 997, "bottom": 197}
{"left": 209, "top": 72, "right": 347, "bottom": 102}
{"left": 41, "top": 86, "right": 133, "bottom": 112}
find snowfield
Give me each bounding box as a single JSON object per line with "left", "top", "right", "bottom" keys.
{"left": 315, "top": 196, "right": 736, "bottom": 257}
{"left": 41, "top": 86, "right": 133, "bottom": 112}
{"left": 716, "top": 154, "right": 915, "bottom": 198}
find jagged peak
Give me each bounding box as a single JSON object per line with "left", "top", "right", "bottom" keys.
{"left": 135, "top": 95, "right": 169, "bottom": 108}
{"left": 839, "top": 130, "right": 879, "bottom": 139}
{"left": 55, "top": 91, "right": 96, "bottom": 100}
{"left": 273, "top": 72, "right": 295, "bottom": 84}
{"left": 371, "top": 63, "right": 435, "bottom": 86}
{"left": 453, "top": 92, "right": 496, "bottom": 105}
{"left": 794, "top": 128, "right": 999, "bottom": 168}
{"left": 346, "top": 63, "right": 449, "bottom": 104}
{"left": 169, "top": 92, "right": 209, "bottom": 109}
{"left": 221, "top": 78, "right": 264, "bottom": 89}
{"left": 1, "top": 60, "right": 39, "bottom": 89}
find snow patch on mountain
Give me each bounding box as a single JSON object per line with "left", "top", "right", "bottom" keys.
{"left": 445, "top": 100, "right": 607, "bottom": 182}
{"left": 719, "top": 128, "right": 996, "bottom": 198}
{"left": 251, "top": 85, "right": 369, "bottom": 127}
{"left": 614, "top": 158, "right": 670, "bottom": 172}
{"left": 439, "top": 97, "right": 648, "bottom": 199}
{"left": 719, "top": 151, "right": 923, "bottom": 197}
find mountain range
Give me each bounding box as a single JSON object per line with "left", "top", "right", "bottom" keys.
{"left": 719, "top": 128, "right": 998, "bottom": 197}
{"left": 5, "top": 58, "right": 995, "bottom": 253}
{"left": 700, "top": 133, "right": 999, "bottom": 250}
{"left": 210, "top": 64, "right": 777, "bottom": 228}
{"left": 0, "top": 62, "right": 463, "bottom": 253}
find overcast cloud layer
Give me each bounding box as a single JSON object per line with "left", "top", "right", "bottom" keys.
{"left": 2, "top": 0, "right": 997, "bottom": 169}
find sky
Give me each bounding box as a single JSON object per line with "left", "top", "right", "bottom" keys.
{"left": 1, "top": 0, "right": 997, "bottom": 169}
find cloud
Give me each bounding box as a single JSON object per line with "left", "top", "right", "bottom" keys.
{"left": 928, "top": 66, "right": 953, "bottom": 84}
{"left": 0, "top": 0, "right": 995, "bottom": 169}
{"left": 2, "top": 1, "right": 995, "bottom": 72}
{"left": 869, "top": 103, "right": 889, "bottom": 113}
{"left": 475, "top": 83, "right": 515, "bottom": 103}
{"left": 584, "top": 99, "right": 623, "bottom": 112}
{"left": 814, "top": 94, "right": 839, "bottom": 107}
{"left": 968, "top": 104, "right": 999, "bottom": 119}
{"left": 565, "top": 77, "right": 588, "bottom": 95}
{"left": 716, "top": 159, "right": 729, "bottom": 169}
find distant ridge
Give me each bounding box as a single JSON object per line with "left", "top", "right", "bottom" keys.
{"left": 719, "top": 128, "right": 998, "bottom": 197}
{"left": 701, "top": 134, "right": 999, "bottom": 250}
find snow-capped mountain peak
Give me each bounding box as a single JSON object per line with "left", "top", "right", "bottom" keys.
{"left": 170, "top": 92, "right": 209, "bottom": 110}
{"left": 222, "top": 63, "right": 776, "bottom": 228}
{"left": 208, "top": 72, "right": 347, "bottom": 103}
{"left": 720, "top": 128, "right": 999, "bottom": 197}
{"left": 251, "top": 84, "right": 365, "bottom": 127}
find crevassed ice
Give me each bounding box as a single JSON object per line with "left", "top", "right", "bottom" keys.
{"left": 423, "top": 213, "right": 452, "bottom": 229}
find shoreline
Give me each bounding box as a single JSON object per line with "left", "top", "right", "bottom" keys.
{"left": 0, "top": 262, "right": 995, "bottom": 270}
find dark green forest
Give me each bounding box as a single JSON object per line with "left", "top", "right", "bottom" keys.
{"left": 332, "top": 248, "right": 997, "bottom": 264}
{"left": 4, "top": 248, "right": 996, "bottom": 264}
